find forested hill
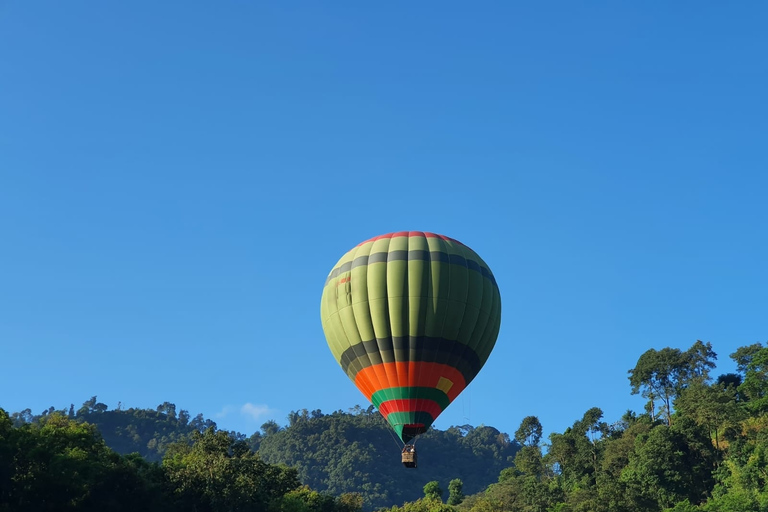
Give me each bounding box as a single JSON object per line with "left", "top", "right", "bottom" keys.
{"left": 257, "top": 407, "right": 519, "bottom": 509}
{"left": 7, "top": 400, "right": 519, "bottom": 509}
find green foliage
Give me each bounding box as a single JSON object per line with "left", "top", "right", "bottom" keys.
{"left": 0, "top": 409, "right": 360, "bottom": 512}
{"left": 444, "top": 341, "right": 768, "bottom": 512}
{"left": 4, "top": 401, "right": 519, "bottom": 511}
{"left": 514, "top": 416, "right": 542, "bottom": 448}
{"left": 737, "top": 346, "right": 768, "bottom": 414}
{"left": 447, "top": 479, "right": 464, "bottom": 506}
{"left": 77, "top": 398, "right": 218, "bottom": 461}
{"left": 730, "top": 343, "right": 763, "bottom": 374}
{"left": 12, "top": 396, "right": 222, "bottom": 462}
{"left": 423, "top": 481, "right": 443, "bottom": 501}
{"left": 513, "top": 446, "right": 543, "bottom": 478}
{"left": 674, "top": 380, "right": 743, "bottom": 450}
{"left": 0, "top": 410, "right": 170, "bottom": 511}
{"left": 663, "top": 499, "right": 699, "bottom": 512}
{"left": 163, "top": 427, "right": 302, "bottom": 511}
{"left": 628, "top": 341, "right": 717, "bottom": 425}
{"left": 258, "top": 407, "right": 519, "bottom": 510}
{"left": 621, "top": 418, "right": 717, "bottom": 509}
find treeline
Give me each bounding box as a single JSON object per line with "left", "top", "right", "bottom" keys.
{"left": 4, "top": 401, "right": 518, "bottom": 510}
{"left": 8, "top": 398, "right": 219, "bottom": 462}
{"left": 0, "top": 409, "right": 363, "bottom": 512}
{"left": 385, "top": 340, "right": 768, "bottom": 512}
{"left": 7, "top": 400, "right": 519, "bottom": 510}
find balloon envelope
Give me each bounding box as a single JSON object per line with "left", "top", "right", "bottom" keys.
{"left": 320, "top": 231, "right": 502, "bottom": 443}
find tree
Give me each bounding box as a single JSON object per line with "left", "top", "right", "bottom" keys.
{"left": 515, "top": 416, "right": 543, "bottom": 447}
{"left": 78, "top": 396, "right": 98, "bottom": 416}
{"left": 261, "top": 420, "right": 282, "bottom": 436}
{"left": 1, "top": 412, "right": 169, "bottom": 511}
{"left": 621, "top": 419, "right": 716, "bottom": 509}
{"left": 675, "top": 380, "right": 743, "bottom": 450}
{"left": 156, "top": 402, "right": 177, "bottom": 419}
{"left": 423, "top": 481, "right": 443, "bottom": 501}
{"left": 163, "top": 427, "right": 301, "bottom": 511}
{"left": 546, "top": 408, "right": 607, "bottom": 492}
{"left": 10, "top": 408, "right": 33, "bottom": 427}
{"left": 730, "top": 343, "right": 763, "bottom": 374}
{"left": 337, "top": 492, "right": 364, "bottom": 512}
{"left": 447, "top": 478, "right": 464, "bottom": 505}
{"left": 628, "top": 341, "right": 717, "bottom": 425}
{"left": 737, "top": 346, "right": 768, "bottom": 413}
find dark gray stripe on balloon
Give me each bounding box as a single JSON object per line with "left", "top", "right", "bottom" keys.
{"left": 339, "top": 336, "right": 482, "bottom": 385}
{"left": 325, "top": 251, "right": 498, "bottom": 287}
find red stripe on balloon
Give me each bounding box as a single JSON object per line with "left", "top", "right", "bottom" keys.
{"left": 378, "top": 399, "right": 443, "bottom": 419}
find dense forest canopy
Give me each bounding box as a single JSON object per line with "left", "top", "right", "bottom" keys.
{"left": 3, "top": 340, "right": 768, "bottom": 511}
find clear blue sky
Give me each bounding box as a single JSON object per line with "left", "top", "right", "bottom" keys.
{"left": 1, "top": 2, "right": 766, "bottom": 443}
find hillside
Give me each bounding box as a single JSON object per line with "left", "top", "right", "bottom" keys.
{"left": 257, "top": 407, "right": 519, "bottom": 509}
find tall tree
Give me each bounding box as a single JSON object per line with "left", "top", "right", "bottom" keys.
{"left": 730, "top": 342, "right": 763, "bottom": 374}
{"left": 514, "top": 416, "right": 543, "bottom": 448}
{"left": 628, "top": 341, "right": 717, "bottom": 425}
{"left": 514, "top": 416, "right": 544, "bottom": 478}
{"left": 447, "top": 479, "right": 464, "bottom": 505}
{"left": 423, "top": 481, "right": 443, "bottom": 501}
{"left": 737, "top": 346, "right": 768, "bottom": 413}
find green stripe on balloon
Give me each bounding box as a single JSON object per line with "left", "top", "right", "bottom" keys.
{"left": 324, "top": 250, "right": 498, "bottom": 289}
{"left": 371, "top": 387, "right": 451, "bottom": 411}
{"left": 388, "top": 411, "right": 436, "bottom": 443}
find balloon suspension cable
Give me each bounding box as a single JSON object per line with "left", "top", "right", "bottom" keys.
{"left": 386, "top": 423, "right": 405, "bottom": 450}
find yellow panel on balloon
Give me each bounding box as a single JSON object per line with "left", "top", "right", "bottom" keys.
{"left": 436, "top": 377, "right": 453, "bottom": 394}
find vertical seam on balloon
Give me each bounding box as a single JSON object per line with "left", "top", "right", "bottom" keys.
{"left": 468, "top": 246, "right": 487, "bottom": 421}
{"left": 358, "top": 244, "right": 379, "bottom": 402}
{"left": 407, "top": 232, "right": 417, "bottom": 430}
{"left": 443, "top": 238, "right": 470, "bottom": 417}
{"left": 331, "top": 251, "right": 357, "bottom": 384}
{"left": 342, "top": 245, "right": 368, "bottom": 401}
{"left": 471, "top": 245, "right": 492, "bottom": 386}
{"left": 412, "top": 231, "right": 426, "bottom": 432}
{"left": 421, "top": 232, "right": 442, "bottom": 432}
{"left": 472, "top": 252, "right": 501, "bottom": 379}
{"left": 474, "top": 275, "right": 500, "bottom": 377}
{"left": 367, "top": 238, "right": 388, "bottom": 417}
{"left": 400, "top": 232, "right": 411, "bottom": 431}
{"left": 469, "top": 250, "right": 491, "bottom": 387}
{"left": 453, "top": 242, "right": 476, "bottom": 415}
{"left": 378, "top": 236, "right": 398, "bottom": 425}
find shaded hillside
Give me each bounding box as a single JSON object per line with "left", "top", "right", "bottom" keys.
{"left": 258, "top": 406, "right": 519, "bottom": 510}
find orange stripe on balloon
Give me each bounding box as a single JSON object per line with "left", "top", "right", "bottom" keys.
{"left": 354, "top": 362, "right": 467, "bottom": 401}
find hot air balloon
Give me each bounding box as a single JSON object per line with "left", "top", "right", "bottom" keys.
{"left": 320, "top": 231, "right": 502, "bottom": 467}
